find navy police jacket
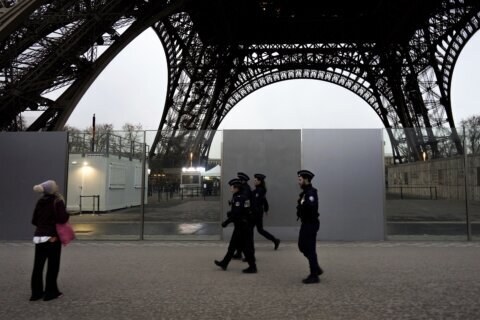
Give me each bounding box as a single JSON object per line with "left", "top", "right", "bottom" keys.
{"left": 296, "top": 185, "right": 319, "bottom": 223}
{"left": 251, "top": 186, "right": 269, "bottom": 215}
{"left": 223, "top": 192, "right": 250, "bottom": 226}
{"left": 241, "top": 183, "right": 252, "bottom": 201}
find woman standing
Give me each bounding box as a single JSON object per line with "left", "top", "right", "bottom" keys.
{"left": 30, "top": 180, "right": 69, "bottom": 301}
{"left": 252, "top": 174, "right": 280, "bottom": 250}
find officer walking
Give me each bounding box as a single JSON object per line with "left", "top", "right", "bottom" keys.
{"left": 214, "top": 178, "right": 257, "bottom": 273}
{"left": 252, "top": 173, "right": 280, "bottom": 250}
{"left": 296, "top": 170, "right": 323, "bottom": 284}
{"left": 232, "top": 172, "right": 252, "bottom": 260}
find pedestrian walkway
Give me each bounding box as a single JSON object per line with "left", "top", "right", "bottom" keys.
{"left": 1, "top": 241, "right": 479, "bottom": 320}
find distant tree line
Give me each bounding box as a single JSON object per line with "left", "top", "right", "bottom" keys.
{"left": 64, "top": 123, "right": 144, "bottom": 154}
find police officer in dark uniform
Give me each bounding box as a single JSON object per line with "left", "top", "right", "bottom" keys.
{"left": 296, "top": 170, "right": 323, "bottom": 284}
{"left": 232, "top": 172, "right": 252, "bottom": 260}
{"left": 214, "top": 178, "right": 257, "bottom": 273}
{"left": 252, "top": 173, "right": 280, "bottom": 249}
{"left": 237, "top": 172, "right": 252, "bottom": 199}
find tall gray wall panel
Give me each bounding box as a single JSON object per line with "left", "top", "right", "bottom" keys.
{"left": 222, "top": 130, "right": 302, "bottom": 239}
{"left": 0, "top": 132, "right": 68, "bottom": 240}
{"left": 302, "top": 129, "right": 385, "bottom": 240}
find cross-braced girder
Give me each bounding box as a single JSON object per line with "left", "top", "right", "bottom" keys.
{"left": 1, "top": 0, "right": 480, "bottom": 165}
{"left": 0, "top": 0, "right": 179, "bottom": 131}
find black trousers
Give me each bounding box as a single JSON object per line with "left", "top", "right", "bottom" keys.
{"left": 222, "top": 223, "right": 256, "bottom": 268}
{"left": 31, "top": 241, "right": 62, "bottom": 298}
{"left": 298, "top": 221, "right": 320, "bottom": 275}
{"left": 253, "top": 213, "right": 276, "bottom": 242}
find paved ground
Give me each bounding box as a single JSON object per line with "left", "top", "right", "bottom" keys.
{"left": 1, "top": 240, "right": 480, "bottom": 320}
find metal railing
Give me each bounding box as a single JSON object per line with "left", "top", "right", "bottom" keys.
{"left": 79, "top": 195, "right": 100, "bottom": 214}
{"left": 386, "top": 186, "right": 438, "bottom": 200}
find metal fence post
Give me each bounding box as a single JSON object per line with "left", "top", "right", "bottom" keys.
{"left": 463, "top": 126, "right": 472, "bottom": 241}
{"left": 140, "top": 131, "right": 146, "bottom": 240}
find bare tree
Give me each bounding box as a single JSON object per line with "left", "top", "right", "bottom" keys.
{"left": 122, "top": 123, "right": 143, "bottom": 156}
{"left": 85, "top": 123, "right": 114, "bottom": 152}
{"left": 460, "top": 115, "right": 480, "bottom": 155}
{"left": 122, "top": 123, "right": 143, "bottom": 143}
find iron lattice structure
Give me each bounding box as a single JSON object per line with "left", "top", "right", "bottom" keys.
{"left": 1, "top": 0, "right": 480, "bottom": 165}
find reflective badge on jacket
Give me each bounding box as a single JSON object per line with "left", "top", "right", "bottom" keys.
{"left": 244, "top": 200, "right": 250, "bottom": 207}
{"left": 235, "top": 202, "right": 240, "bottom": 207}
{"left": 309, "top": 196, "right": 314, "bottom": 202}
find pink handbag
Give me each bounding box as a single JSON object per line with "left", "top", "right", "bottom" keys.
{"left": 56, "top": 222, "right": 75, "bottom": 246}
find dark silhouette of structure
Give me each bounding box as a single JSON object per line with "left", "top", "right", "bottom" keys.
{"left": 1, "top": 0, "right": 480, "bottom": 164}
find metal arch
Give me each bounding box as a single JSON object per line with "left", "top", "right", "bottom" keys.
{"left": 0, "top": 0, "right": 478, "bottom": 165}
{"left": 221, "top": 69, "right": 387, "bottom": 125}
{"left": 211, "top": 42, "right": 401, "bottom": 124}
{"left": 209, "top": 67, "right": 406, "bottom": 163}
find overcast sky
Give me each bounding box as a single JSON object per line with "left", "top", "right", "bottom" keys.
{"left": 60, "top": 27, "right": 480, "bottom": 157}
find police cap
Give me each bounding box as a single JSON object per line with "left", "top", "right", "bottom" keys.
{"left": 237, "top": 172, "right": 250, "bottom": 181}
{"left": 228, "top": 178, "right": 242, "bottom": 187}
{"left": 254, "top": 173, "right": 266, "bottom": 180}
{"left": 297, "top": 170, "right": 315, "bottom": 180}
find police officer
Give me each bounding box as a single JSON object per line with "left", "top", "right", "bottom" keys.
{"left": 237, "top": 172, "right": 252, "bottom": 199}
{"left": 296, "top": 170, "right": 323, "bottom": 284}
{"left": 232, "top": 172, "right": 252, "bottom": 260}
{"left": 252, "top": 173, "right": 280, "bottom": 249}
{"left": 214, "top": 178, "right": 257, "bottom": 273}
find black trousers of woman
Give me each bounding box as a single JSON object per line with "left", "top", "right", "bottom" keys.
{"left": 31, "top": 241, "right": 62, "bottom": 300}
{"left": 253, "top": 213, "right": 277, "bottom": 242}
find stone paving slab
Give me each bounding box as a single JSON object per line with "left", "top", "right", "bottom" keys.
{"left": 1, "top": 241, "right": 480, "bottom": 320}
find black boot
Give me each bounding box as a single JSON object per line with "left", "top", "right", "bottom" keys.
{"left": 318, "top": 265, "right": 324, "bottom": 276}
{"left": 214, "top": 260, "right": 227, "bottom": 270}
{"left": 242, "top": 265, "right": 257, "bottom": 274}
{"left": 274, "top": 239, "right": 280, "bottom": 250}
{"left": 302, "top": 274, "right": 320, "bottom": 284}
{"left": 29, "top": 293, "right": 43, "bottom": 301}
{"left": 43, "top": 292, "right": 63, "bottom": 301}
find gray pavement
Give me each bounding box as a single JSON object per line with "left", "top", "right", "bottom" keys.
{"left": 1, "top": 241, "right": 480, "bottom": 320}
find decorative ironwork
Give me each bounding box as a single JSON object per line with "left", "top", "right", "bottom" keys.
{"left": 1, "top": 0, "right": 480, "bottom": 165}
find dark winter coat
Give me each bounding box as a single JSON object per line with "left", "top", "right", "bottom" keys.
{"left": 32, "top": 194, "right": 69, "bottom": 237}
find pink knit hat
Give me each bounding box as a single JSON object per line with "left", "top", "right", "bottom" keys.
{"left": 33, "top": 180, "right": 58, "bottom": 194}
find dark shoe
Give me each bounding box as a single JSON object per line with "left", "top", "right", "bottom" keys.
{"left": 274, "top": 239, "right": 280, "bottom": 250}
{"left": 43, "top": 292, "right": 63, "bottom": 301}
{"left": 29, "top": 295, "right": 43, "bottom": 301}
{"left": 242, "top": 266, "right": 257, "bottom": 274}
{"left": 318, "top": 266, "right": 324, "bottom": 276}
{"left": 214, "top": 260, "right": 227, "bottom": 270}
{"left": 302, "top": 275, "right": 320, "bottom": 284}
